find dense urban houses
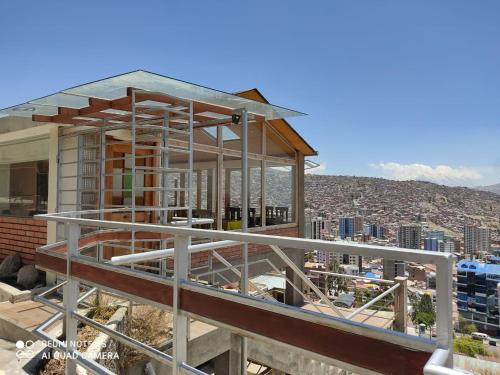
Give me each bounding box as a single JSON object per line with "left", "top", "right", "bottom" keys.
{"left": 457, "top": 260, "right": 500, "bottom": 336}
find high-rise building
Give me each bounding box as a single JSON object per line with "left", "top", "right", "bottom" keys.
{"left": 457, "top": 260, "right": 500, "bottom": 336}
{"left": 425, "top": 230, "right": 445, "bottom": 241}
{"left": 440, "top": 241, "right": 455, "bottom": 253}
{"left": 464, "top": 225, "right": 491, "bottom": 258}
{"left": 424, "top": 237, "right": 441, "bottom": 252}
{"left": 392, "top": 224, "right": 420, "bottom": 280}
{"left": 370, "top": 224, "right": 385, "bottom": 239}
{"left": 383, "top": 259, "right": 406, "bottom": 279}
{"left": 354, "top": 215, "right": 364, "bottom": 235}
{"left": 333, "top": 252, "right": 363, "bottom": 272}
{"left": 339, "top": 216, "right": 364, "bottom": 239}
{"left": 311, "top": 217, "right": 331, "bottom": 240}
{"left": 424, "top": 237, "right": 455, "bottom": 253}
{"left": 398, "top": 224, "right": 422, "bottom": 249}
{"left": 478, "top": 226, "right": 491, "bottom": 253}
{"left": 339, "top": 217, "right": 354, "bottom": 239}
{"left": 310, "top": 217, "right": 332, "bottom": 267}
{"left": 464, "top": 225, "right": 477, "bottom": 257}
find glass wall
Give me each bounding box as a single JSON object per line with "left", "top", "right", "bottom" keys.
{"left": 221, "top": 155, "right": 262, "bottom": 229}
{"left": 265, "top": 163, "right": 295, "bottom": 225}
{"left": 0, "top": 160, "right": 49, "bottom": 217}
{"left": 192, "top": 151, "right": 217, "bottom": 228}
{"left": 0, "top": 138, "right": 50, "bottom": 217}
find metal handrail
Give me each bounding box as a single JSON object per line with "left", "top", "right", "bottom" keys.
{"left": 36, "top": 210, "right": 455, "bottom": 374}
{"left": 345, "top": 283, "right": 400, "bottom": 320}
{"left": 424, "top": 349, "right": 472, "bottom": 375}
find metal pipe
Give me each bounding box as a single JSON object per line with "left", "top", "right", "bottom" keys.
{"left": 110, "top": 240, "right": 242, "bottom": 265}
{"left": 269, "top": 244, "right": 344, "bottom": 317}
{"left": 309, "top": 270, "right": 395, "bottom": 284}
{"left": 424, "top": 349, "right": 471, "bottom": 375}
{"left": 36, "top": 281, "right": 67, "bottom": 298}
{"left": 72, "top": 311, "right": 173, "bottom": 366}
{"left": 346, "top": 283, "right": 400, "bottom": 320}
{"left": 36, "top": 213, "right": 453, "bottom": 265}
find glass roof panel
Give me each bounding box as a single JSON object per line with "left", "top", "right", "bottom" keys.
{"left": 30, "top": 92, "right": 90, "bottom": 109}
{"left": 0, "top": 103, "right": 59, "bottom": 118}
{"left": 0, "top": 70, "right": 305, "bottom": 120}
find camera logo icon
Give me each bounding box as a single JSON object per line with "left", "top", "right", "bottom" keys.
{"left": 15, "top": 340, "right": 35, "bottom": 360}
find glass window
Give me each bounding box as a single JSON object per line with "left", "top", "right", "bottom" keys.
{"left": 266, "top": 124, "right": 295, "bottom": 159}
{"left": 0, "top": 160, "right": 48, "bottom": 217}
{"left": 249, "top": 160, "right": 262, "bottom": 228}
{"left": 222, "top": 155, "right": 241, "bottom": 230}
{"left": 222, "top": 122, "right": 262, "bottom": 154}
{"left": 192, "top": 151, "right": 217, "bottom": 228}
{"left": 194, "top": 126, "right": 217, "bottom": 147}
{"left": 221, "top": 156, "right": 262, "bottom": 230}
{"left": 265, "top": 163, "right": 295, "bottom": 225}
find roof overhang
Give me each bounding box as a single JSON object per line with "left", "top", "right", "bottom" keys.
{"left": 0, "top": 70, "right": 305, "bottom": 121}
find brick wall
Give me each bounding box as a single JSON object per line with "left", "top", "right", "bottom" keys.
{"left": 191, "top": 226, "right": 299, "bottom": 269}
{"left": 0, "top": 217, "right": 47, "bottom": 265}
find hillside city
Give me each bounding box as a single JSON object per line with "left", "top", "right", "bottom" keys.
{"left": 305, "top": 175, "right": 500, "bottom": 245}
{"left": 303, "top": 174, "right": 500, "bottom": 366}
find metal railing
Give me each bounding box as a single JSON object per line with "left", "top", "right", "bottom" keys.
{"left": 34, "top": 209, "right": 463, "bottom": 375}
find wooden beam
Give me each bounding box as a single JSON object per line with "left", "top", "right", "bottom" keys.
{"left": 35, "top": 247, "right": 432, "bottom": 375}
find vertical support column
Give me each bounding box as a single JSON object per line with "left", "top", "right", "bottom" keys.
{"left": 160, "top": 113, "right": 170, "bottom": 277}
{"left": 217, "top": 126, "right": 223, "bottom": 231}
{"left": 240, "top": 109, "right": 249, "bottom": 375}
{"left": 64, "top": 223, "right": 80, "bottom": 375}
{"left": 261, "top": 122, "right": 267, "bottom": 229}
{"left": 187, "top": 101, "right": 194, "bottom": 228}
{"left": 173, "top": 234, "right": 189, "bottom": 375}
{"left": 46, "top": 125, "right": 59, "bottom": 286}
{"left": 436, "top": 256, "right": 454, "bottom": 367}
{"left": 393, "top": 276, "right": 408, "bottom": 333}
{"left": 208, "top": 250, "right": 214, "bottom": 285}
{"left": 284, "top": 248, "right": 305, "bottom": 307}
{"left": 131, "top": 90, "right": 137, "bottom": 268}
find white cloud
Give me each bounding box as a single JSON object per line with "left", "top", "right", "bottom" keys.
{"left": 370, "top": 162, "right": 482, "bottom": 185}
{"left": 305, "top": 162, "right": 328, "bottom": 175}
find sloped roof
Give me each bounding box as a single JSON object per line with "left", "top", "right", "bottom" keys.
{"left": 235, "top": 88, "right": 317, "bottom": 156}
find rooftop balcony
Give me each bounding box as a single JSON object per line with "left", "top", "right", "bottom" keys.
{"left": 32, "top": 209, "right": 464, "bottom": 375}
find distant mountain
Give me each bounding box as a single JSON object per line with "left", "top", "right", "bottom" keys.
{"left": 305, "top": 175, "right": 500, "bottom": 243}
{"left": 476, "top": 183, "right": 500, "bottom": 195}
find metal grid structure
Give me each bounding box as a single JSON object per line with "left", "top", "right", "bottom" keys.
{"left": 56, "top": 89, "right": 203, "bottom": 274}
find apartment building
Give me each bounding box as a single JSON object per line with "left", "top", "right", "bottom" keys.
{"left": 464, "top": 225, "right": 491, "bottom": 259}
{"left": 457, "top": 260, "right": 500, "bottom": 336}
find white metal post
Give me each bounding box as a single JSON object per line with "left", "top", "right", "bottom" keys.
{"left": 64, "top": 223, "right": 80, "bottom": 375}
{"left": 435, "top": 256, "right": 453, "bottom": 367}
{"left": 173, "top": 234, "right": 189, "bottom": 374}
{"left": 240, "top": 109, "right": 249, "bottom": 375}
{"left": 131, "top": 90, "right": 137, "bottom": 267}
{"left": 187, "top": 101, "right": 194, "bottom": 228}
{"left": 161, "top": 112, "right": 170, "bottom": 277}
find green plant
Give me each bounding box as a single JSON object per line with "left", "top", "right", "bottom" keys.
{"left": 410, "top": 293, "right": 436, "bottom": 337}
{"left": 454, "top": 336, "right": 489, "bottom": 358}
{"left": 464, "top": 323, "right": 478, "bottom": 335}
{"left": 327, "top": 259, "right": 349, "bottom": 296}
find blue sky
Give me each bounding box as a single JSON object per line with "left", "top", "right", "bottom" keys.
{"left": 1, "top": 1, "right": 499, "bottom": 186}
